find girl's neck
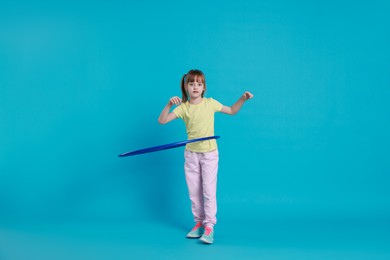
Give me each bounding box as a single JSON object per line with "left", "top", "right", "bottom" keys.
{"left": 189, "top": 97, "right": 203, "bottom": 105}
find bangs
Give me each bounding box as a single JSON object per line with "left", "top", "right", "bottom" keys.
{"left": 185, "top": 70, "right": 205, "bottom": 84}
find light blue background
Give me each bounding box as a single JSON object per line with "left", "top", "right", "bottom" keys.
{"left": 1, "top": 0, "right": 389, "bottom": 259}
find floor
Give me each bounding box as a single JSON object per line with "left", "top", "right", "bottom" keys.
{"left": 1, "top": 217, "right": 389, "bottom": 260}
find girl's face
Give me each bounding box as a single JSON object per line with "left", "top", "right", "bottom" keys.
{"left": 186, "top": 76, "right": 205, "bottom": 100}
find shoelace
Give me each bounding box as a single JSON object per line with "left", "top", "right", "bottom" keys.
{"left": 192, "top": 222, "right": 203, "bottom": 231}
{"left": 204, "top": 227, "right": 213, "bottom": 235}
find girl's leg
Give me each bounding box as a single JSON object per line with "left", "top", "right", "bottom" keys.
{"left": 200, "top": 149, "right": 219, "bottom": 228}
{"left": 184, "top": 150, "right": 205, "bottom": 223}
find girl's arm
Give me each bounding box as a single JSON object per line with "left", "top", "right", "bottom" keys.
{"left": 158, "top": 96, "right": 181, "bottom": 124}
{"left": 221, "top": 91, "right": 254, "bottom": 115}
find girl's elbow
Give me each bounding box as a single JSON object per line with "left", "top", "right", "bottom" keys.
{"left": 224, "top": 111, "right": 235, "bottom": 116}
{"left": 230, "top": 109, "right": 238, "bottom": 115}
{"left": 222, "top": 107, "right": 235, "bottom": 115}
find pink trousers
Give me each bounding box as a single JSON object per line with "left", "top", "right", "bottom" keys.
{"left": 184, "top": 149, "right": 219, "bottom": 228}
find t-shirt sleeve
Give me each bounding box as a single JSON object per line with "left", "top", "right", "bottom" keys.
{"left": 210, "top": 98, "right": 223, "bottom": 112}
{"left": 173, "top": 104, "right": 185, "bottom": 119}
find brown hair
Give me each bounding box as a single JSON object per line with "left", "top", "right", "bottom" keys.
{"left": 181, "top": 69, "right": 206, "bottom": 103}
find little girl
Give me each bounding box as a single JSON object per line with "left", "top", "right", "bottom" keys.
{"left": 158, "top": 69, "right": 253, "bottom": 244}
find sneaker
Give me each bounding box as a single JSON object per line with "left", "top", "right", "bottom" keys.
{"left": 186, "top": 222, "right": 204, "bottom": 238}
{"left": 199, "top": 226, "right": 214, "bottom": 244}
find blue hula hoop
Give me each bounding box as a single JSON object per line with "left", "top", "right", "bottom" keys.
{"left": 118, "top": 136, "right": 220, "bottom": 157}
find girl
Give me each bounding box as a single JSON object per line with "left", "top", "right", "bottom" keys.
{"left": 158, "top": 69, "right": 253, "bottom": 244}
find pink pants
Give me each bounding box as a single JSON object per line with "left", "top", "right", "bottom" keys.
{"left": 184, "top": 149, "right": 219, "bottom": 228}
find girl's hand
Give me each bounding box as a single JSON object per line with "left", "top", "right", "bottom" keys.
{"left": 169, "top": 96, "right": 182, "bottom": 106}
{"left": 242, "top": 91, "right": 254, "bottom": 101}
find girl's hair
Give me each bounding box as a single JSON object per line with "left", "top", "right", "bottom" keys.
{"left": 181, "top": 69, "right": 206, "bottom": 103}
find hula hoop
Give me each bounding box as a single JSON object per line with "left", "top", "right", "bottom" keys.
{"left": 118, "top": 136, "right": 220, "bottom": 157}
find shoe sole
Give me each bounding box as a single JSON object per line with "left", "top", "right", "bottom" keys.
{"left": 186, "top": 235, "right": 202, "bottom": 238}
{"left": 199, "top": 237, "right": 213, "bottom": 244}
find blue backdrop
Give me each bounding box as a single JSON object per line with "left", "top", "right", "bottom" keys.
{"left": 1, "top": 0, "right": 389, "bottom": 236}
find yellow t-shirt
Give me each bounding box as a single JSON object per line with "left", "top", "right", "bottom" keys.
{"left": 173, "top": 98, "right": 223, "bottom": 152}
